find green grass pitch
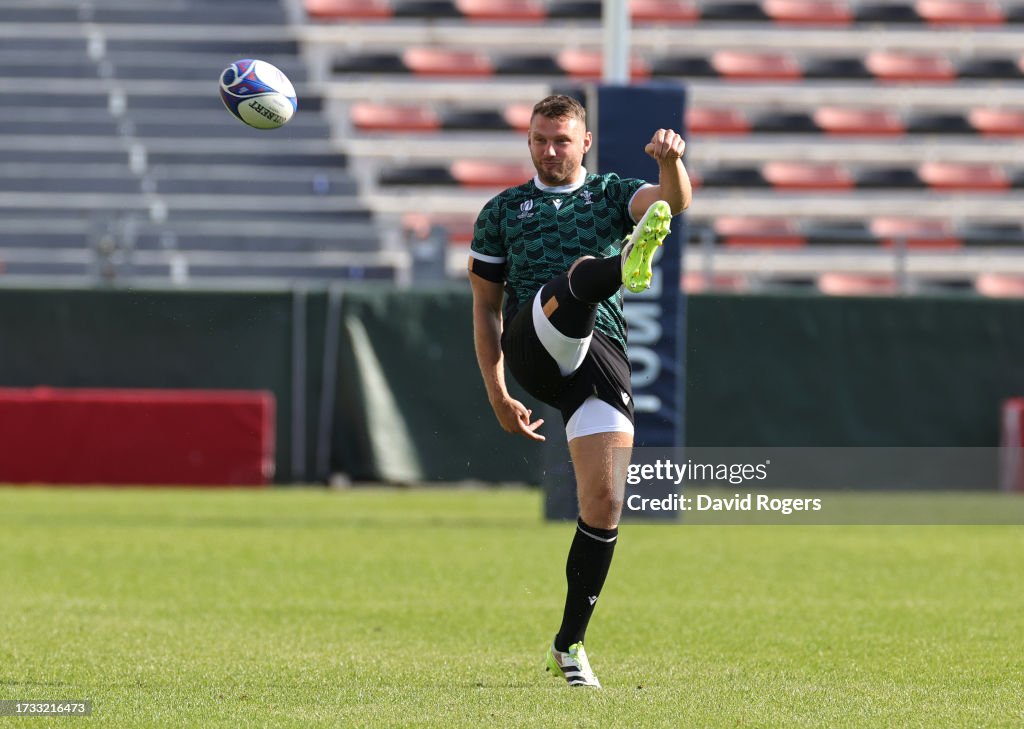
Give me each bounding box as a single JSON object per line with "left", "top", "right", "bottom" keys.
{"left": 0, "top": 486, "right": 1021, "bottom": 728}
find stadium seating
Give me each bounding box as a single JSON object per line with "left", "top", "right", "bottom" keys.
{"left": 711, "top": 51, "right": 803, "bottom": 81}
{"left": 762, "top": 162, "right": 855, "bottom": 190}
{"left": 326, "top": 48, "right": 1024, "bottom": 83}
{"left": 308, "top": 0, "right": 1024, "bottom": 25}
{"left": 350, "top": 102, "right": 442, "bottom": 131}
{"left": 714, "top": 218, "right": 806, "bottom": 248}
{"left": 450, "top": 160, "right": 536, "bottom": 188}
{"left": 762, "top": 0, "right": 853, "bottom": 25}
{"left": 0, "top": 0, "right": 392, "bottom": 285}
{"left": 813, "top": 107, "right": 905, "bottom": 136}
{"left": 306, "top": 0, "right": 393, "bottom": 19}
{"left": 373, "top": 158, "right": 1024, "bottom": 194}
{"left": 969, "top": 107, "right": 1024, "bottom": 135}
{"left": 917, "top": 162, "right": 1011, "bottom": 191}
{"left": 558, "top": 49, "right": 651, "bottom": 80}
{"left": 13, "top": 0, "right": 1016, "bottom": 289}
{"left": 864, "top": 51, "right": 957, "bottom": 82}
{"left": 403, "top": 48, "right": 495, "bottom": 76}
{"left": 631, "top": 0, "right": 700, "bottom": 23}
{"left": 915, "top": 0, "right": 1006, "bottom": 25}
{"left": 456, "top": 0, "right": 547, "bottom": 22}
{"left": 817, "top": 273, "right": 899, "bottom": 296}
{"left": 975, "top": 272, "right": 1024, "bottom": 297}
{"left": 346, "top": 101, "right": 1024, "bottom": 138}
{"left": 307, "top": 0, "right": 1024, "bottom": 290}
{"left": 870, "top": 218, "right": 962, "bottom": 249}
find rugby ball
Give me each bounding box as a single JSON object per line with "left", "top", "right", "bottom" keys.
{"left": 219, "top": 59, "right": 297, "bottom": 130}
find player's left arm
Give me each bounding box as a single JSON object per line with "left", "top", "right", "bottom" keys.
{"left": 630, "top": 128, "right": 691, "bottom": 220}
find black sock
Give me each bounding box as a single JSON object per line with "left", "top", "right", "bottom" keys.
{"left": 566, "top": 256, "right": 622, "bottom": 304}
{"left": 554, "top": 518, "right": 618, "bottom": 652}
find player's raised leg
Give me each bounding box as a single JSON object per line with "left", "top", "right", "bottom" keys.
{"left": 621, "top": 200, "right": 672, "bottom": 294}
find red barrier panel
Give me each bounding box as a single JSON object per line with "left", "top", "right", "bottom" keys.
{"left": 0, "top": 388, "right": 275, "bottom": 486}
{"left": 1000, "top": 397, "right": 1024, "bottom": 492}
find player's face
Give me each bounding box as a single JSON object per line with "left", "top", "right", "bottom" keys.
{"left": 528, "top": 114, "right": 592, "bottom": 186}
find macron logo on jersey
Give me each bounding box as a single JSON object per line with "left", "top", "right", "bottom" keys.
{"left": 552, "top": 199, "right": 563, "bottom": 210}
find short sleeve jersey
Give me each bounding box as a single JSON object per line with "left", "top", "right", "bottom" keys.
{"left": 469, "top": 171, "right": 648, "bottom": 354}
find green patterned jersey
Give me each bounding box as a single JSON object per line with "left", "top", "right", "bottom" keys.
{"left": 469, "top": 170, "right": 649, "bottom": 353}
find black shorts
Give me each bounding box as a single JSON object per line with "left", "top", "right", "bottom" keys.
{"left": 501, "top": 296, "right": 635, "bottom": 427}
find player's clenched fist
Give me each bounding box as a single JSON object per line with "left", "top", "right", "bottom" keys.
{"left": 644, "top": 129, "right": 686, "bottom": 162}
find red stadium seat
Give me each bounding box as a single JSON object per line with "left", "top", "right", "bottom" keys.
{"left": 762, "top": 161, "right": 853, "bottom": 190}
{"left": 305, "top": 0, "right": 393, "bottom": 19}
{"left": 918, "top": 162, "right": 1010, "bottom": 191}
{"left": 818, "top": 273, "right": 898, "bottom": 296}
{"left": 350, "top": 102, "right": 440, "bottom": 132}
{"left": 762, "top": 0, "right": 852, "bottom": 25}
{"left": 715, "top": 217, "right": 806, "bottom": 247}
{"left": 403, "top": 212, "right": 434, "bottom": 239}
{"left": 682, "top": 272, "right": 748, "bottom": 293}
{"left": 687, "top": 107, "right": 751, "bottom": 134}
{"left": 865, "top": 51, "right": 956, "bottom": 82}
{"left": 630, "top": 0, "right": 699, "bottom": 23}
{"left": 504, "top": 103, "right": 534, "bottom": 131}
{"left": 403, "top": 213, "right": 476, "bottom": 245}
{"left": 557, "top": 49, "right": 651, "bottom": 80}
{"left": 450, "top": 159, "right": 534, "bottom": 188}
{"left": 403, "top": 48, "right": 494, "bottom": 77}
{"left": 711, "top": 51, "right": 802, "bottom": 81}
{"left": 870, "top": 218, "right": 961, "bottom": 248}
{"left": 455, "top": 0, "right": 546, "bottom": 21}
{"left": 969, "top": 108, "right": 1024, "bottom": 136}
{"left": 976, "top": 273, "right": 1024, "bottom": 298}
{"left": 442, "top": 216, "right": 477, "bottom": 246}
{"left": 813, "top": 107, "right": 905, "bottom": 136}
{"left": 914, "top": 0, "right": 1005, "bottom": 26}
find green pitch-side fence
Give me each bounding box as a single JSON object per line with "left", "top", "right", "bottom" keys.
{"left": 1, "top": 286, "right": 1022, "bottom": 485}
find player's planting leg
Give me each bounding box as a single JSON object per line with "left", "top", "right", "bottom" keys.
{"left": 546, "top": 429, "right": 632, "bottom": 688}
{"left": 546, "top": 641, "right": 602, "bottom": 689}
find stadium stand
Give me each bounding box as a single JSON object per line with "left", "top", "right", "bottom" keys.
{"left": 975, "top": 272, "right": 1024, "bottom": 297}
{"left": 762, "top": 0, "right": 853, "bottom": 25}
{"left": 308, "top": 0, "right": 1024, "bottom": 24}
{"left": 6, "top": 0, "right": 1023, "bottom": 295}
{"left": 816, "top": 272, "right": 899, "bottom": 295}
{"left": 304, "top": 0, "right": 1024, "bottom": 295}
{"left": 0, "top": 0, "right": 397, "bottom": 285}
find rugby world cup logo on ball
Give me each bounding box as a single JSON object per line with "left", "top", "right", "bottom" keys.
{"left": 219, "top": 59, "right": 297, "bottom": 129}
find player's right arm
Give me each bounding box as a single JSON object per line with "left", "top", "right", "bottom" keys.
{"left": 468, "top": 270, "right": 545, "bottom": 442}
{"left": 468, "top": 195, "right": 545, "bottom": 441}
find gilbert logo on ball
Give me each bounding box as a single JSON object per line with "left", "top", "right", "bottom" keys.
{"left": 219, "top": 59, "right": 297, "bottom": 129}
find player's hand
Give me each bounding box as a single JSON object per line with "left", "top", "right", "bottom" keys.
{"left": 644, "top": 129, "right": 686, "bottom": 162}
{"left": 492, "top": 395, "right": 545, "bottom": 442}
